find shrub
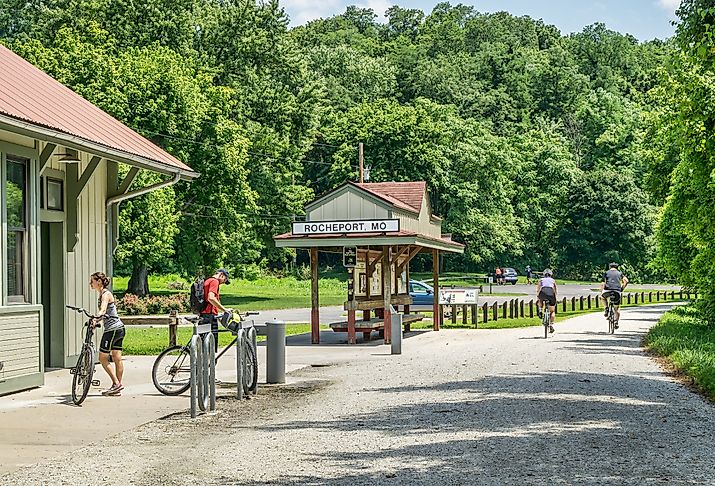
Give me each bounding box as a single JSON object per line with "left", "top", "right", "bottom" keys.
{"left": 117, "top": 293, "right": 190, "bottom": 315}
{"left": 166, "top": 280, "right": 187, "bottom": 290}
{"left": 234, "top": 262, "right": 265, "bottom": 281}
{"left": 295, "top": 264, "right": 312, "bottom": 281}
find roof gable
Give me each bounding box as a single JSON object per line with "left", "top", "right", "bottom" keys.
{"left": 0, "top": 45, "right": 194, "bottom": 175}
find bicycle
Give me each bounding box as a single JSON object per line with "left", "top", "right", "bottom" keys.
{"left": 603, "top": 291, "right": 621, "bottom": 334}
{"left": 152, "top": 311, "right": 259, "bottom": 396}
{"left": 67, "top": 305, "right": 102, "bottom": 405}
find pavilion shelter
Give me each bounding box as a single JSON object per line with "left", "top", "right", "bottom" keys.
{"left": 274, "top": 181, "right": 463, "bottom": 344}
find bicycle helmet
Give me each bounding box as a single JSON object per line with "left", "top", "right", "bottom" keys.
{"left": 543, "top": 268, "right": 553, "bottom": 277}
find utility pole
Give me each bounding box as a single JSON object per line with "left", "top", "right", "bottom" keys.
{"left": 358, "top": 142, "right": 364, "bottom": 183}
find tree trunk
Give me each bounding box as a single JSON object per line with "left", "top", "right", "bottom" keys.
{"left": 128, "top": 264, "right": 150, "bottom": 297}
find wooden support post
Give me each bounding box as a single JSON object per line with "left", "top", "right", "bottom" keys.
{"left": 404, "top": 262, "right": 411, "bottom": 318}
{"left": 169, "top": 310, "right": 178, "bottom": 347}
{"left": 451, "top": 304, "right": 457, "bottom": 324}
{"left": 471, "top": 305, "right": 477, "bottom": 327}
{"left": 383, "top": 247, "right": 392, "bottom": 344}
{"left": 432, "top": 249, "right": 440, "bottom": 331}
{"left": 482, "top": 303, "right": 488, "bottom": 323}
{"left": 310, "top": 248, "right": 320, "bottom": 344}
{"left": 462, "top": 305, "right": 468, "bottom": 325}
{"left": 439, "top": 305, "right": 445, "bottom": 327}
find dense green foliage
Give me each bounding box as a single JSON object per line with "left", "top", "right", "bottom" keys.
{"left": 0, "top": 1, "right": 674, "bottom": 290}
{"left": 647, "top": 0, "right": 715, "bottom": 320}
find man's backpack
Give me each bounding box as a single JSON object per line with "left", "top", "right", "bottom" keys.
{"left": 189, "top": 277, "right": 207, "bottom": 314}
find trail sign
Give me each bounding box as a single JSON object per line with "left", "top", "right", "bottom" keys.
{"left": 343, "top": 246, "right": 357, "bottom": 268}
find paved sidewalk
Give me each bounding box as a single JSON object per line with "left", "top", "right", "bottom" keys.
{"left": 0, "top": 329, "right": 396, "bottom": 476}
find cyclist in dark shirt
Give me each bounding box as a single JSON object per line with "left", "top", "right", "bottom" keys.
{"left": 601, "top": 262, "right": 629, "bottom": 328}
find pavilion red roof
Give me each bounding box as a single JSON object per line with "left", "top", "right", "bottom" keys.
{"left": 356, "top": 181, "right": 426, "bottom": 214}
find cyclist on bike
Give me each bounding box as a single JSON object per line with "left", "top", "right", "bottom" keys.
{"left": 601, "top": 262, "right": 629, "bottom": 329}
{"left": 89, "top": 272, "right": 125, "bottom": 396}
{"left": 536, "top": 268, "right": 557, "bottom": 333}
{"left": 201, "top": 268, "right": 233, "bottom": 347}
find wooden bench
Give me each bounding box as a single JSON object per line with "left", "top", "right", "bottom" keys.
{"left": 329, "top": 314, "right": 425, "bottom": 341}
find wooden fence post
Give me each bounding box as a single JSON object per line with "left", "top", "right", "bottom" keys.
{"left": 596, "top": 295, "right": 600, "bottom": 308}
{"left": 463, "top": 305, "right": 468, "bottom": 325}
{"left": 571, "top": 296, "right": 576, "bottom": 311}
{"left": 529, "top": 300, "right": 534, "bottom": 318}
{"left": 587, "top": 295, "right": 592, "bottom": 309}
{"left": 627, "top": 293, "right": 632, "bottom": 305}
{"left": 656, "top": 291, "right": 660, "bottom": 301}
{"left": 452, "top": 304, "right": 457, "bottom": 324}
{"left": 679, "top": 290, "right": 683, "bottom": 299}
{"left": 641, "top": 291, "right": 645, "bottom": 303}
{"left": 635, "top": 292, "right": 639, "bottom": 304}
{"left": 671, "top": 291, "right": 675, "bottom": 299}
{"left": 471, "top": 305, "right": 477, "bottom": 327}
{"left": 579, "top": 296, "right": 584, "bottom": 310}
{"left": 562, "top": 297, "right": 567, "bottom": 313}
{"left": 169, "top": 310, "right": 178, "bottom": 347}
{"left": 649, "top": 291, "right": 652, "bottom": 303}
{"left": 502, "top": 301, "right": 507, "bottom": 319}
{"left": 492, "top": 302, "right": 498, "bottom": 321}
{"left": 509, "top": 300, "right": 514, "bottom": 319}
{"left": 520, "top": 300, "right": 525, "bottom": 318}
{"left": 483, "top": 303, "right": 488, "bottom": 323}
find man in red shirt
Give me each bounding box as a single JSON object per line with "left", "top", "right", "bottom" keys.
{"left": 201, "top": 268, "right": 231, "bottom": 347}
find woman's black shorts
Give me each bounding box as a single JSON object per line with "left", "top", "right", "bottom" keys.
{"left": 100, "top": 328, "right": 125, "bottom": 353}
{"left": 538, "top": 288, "right": 557, "bottom": 306}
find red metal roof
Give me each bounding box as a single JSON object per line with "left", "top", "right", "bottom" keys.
{"left": 0, "top": 45, "right": 193, "bottom": 173}
{"left": 356, "top": 181, "right": 426, "bottom": 214}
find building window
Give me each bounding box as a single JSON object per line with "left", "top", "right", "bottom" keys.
{"left": 6, "top": 156, "right": 28, "bottom": 303}
{"left": 46, "top": 177, "right": 63, "bottom": 211}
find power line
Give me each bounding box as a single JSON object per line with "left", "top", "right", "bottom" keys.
{"left": 139, "top": 129, "right": 358, "bottom": 167}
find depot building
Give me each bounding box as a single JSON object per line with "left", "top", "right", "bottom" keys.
{"left": 0, "top": 45, "right": 197, "bottom": 395}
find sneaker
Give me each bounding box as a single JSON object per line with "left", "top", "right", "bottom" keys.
{"left": 549, "top": 325, "right": 555, "bottom": 334}
{"left": 614, "top": 322, "right": 619, "bottom": 330}
{"left": 536, "top": 308, "right": 542, "bottom": 319}
{"left": 103, "top": 383, "right": 124, "bottom": 396}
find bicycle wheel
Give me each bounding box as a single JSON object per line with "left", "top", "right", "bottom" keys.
{"left": 242, "top": 340, "right": 258, "bottom": 394}
{"left": 71, "top": 347, "right": 94, "bottom": 406}
{"left": 152, "top": 345, "right": 191, "bottom": 395}
{"left": 608, "top": 306, "right": 615, "bottom": 334}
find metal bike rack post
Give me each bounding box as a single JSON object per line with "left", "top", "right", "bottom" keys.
{"left": 190, "top": 321, "right": 216, "bottom": 418}
{"left": 390, "top": 306, "right": 402, "bottom": 355}
{"left": 236, "top": 328, "right": 245, "bottom": 400}
{"left": 246, "top": 326, "right": 258, "bottom": 395}
{"left": 266, "top": 319, "right": 286, "bottom": 384}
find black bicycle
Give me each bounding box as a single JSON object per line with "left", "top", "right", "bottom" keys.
{"left": 152, "top": 312, "right": 259, "bottom": 396}
{"left": 603, "top": 291, "right": 621, "bottom": 334}
{"left": 67, "top": 305, "right": 102, "bottom": 405}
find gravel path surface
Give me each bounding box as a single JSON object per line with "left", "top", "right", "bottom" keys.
{"left": 4, "top": 303, "right": 714, "bottom": 485}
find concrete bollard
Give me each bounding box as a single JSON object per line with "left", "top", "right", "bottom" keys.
{"left": 266, "top": 319, "right": 286, "bottom": 384}
{"left": 390, "top": 306, "right": 402, "bottom": 355}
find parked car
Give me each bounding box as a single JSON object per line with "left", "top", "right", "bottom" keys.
{"left": 409, "top": 279, "right": 434, "bottom": 309}
{"left": 503, "top": 267, "right": 519, "bottom": 285}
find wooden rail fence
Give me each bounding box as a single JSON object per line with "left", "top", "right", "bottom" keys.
{"left": 442, "top": 290, "right": 696, "bottom": 328}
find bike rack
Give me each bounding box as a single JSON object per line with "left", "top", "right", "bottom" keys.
{"left": 235, "top": 324, "right": 259, "bottom": 400}
{"left": 190, "top": 323, "right": 216, "bottom": 418}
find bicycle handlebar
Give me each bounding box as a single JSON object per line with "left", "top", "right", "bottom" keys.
{"left": 66, "top": 305, "right": 103, "bottom": 320}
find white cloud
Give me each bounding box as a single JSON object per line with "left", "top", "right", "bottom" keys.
{"left": 282, "top": 0, "right": 342, "bottom": 25}
{"left": 656, "top": 0, "right": 681, "bottom": 12}
{"left": 359, "top": 0, "right": 393, "bottom": 22}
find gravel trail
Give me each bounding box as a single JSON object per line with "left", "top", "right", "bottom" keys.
{"left": 3, "top": 303, "right": 714, "bottom": 485}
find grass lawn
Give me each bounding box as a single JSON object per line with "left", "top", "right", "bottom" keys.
{"left": 123, "top": 323, "right": 326, "bottom": 355}
{"left": 113, "top": 274, "right": 347, "bottom": 311}
{"left": 645, "top": 305, "right": 715, "bottom": 400}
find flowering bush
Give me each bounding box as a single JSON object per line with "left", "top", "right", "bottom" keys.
{"left": 117, "top": 293, "right": 190, "bottom": 315}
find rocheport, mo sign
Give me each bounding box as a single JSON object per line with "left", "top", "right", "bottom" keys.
{"left": 292, "top": 219, "right": 400, "bottom": 235}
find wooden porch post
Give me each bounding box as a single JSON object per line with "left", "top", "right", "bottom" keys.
{"left": 347, "top": 268, "right": 356, "bottom": 344}
{"left": 310, "top": 248, "right": 320, "bottom": 344}
{"left": 383, "top": 247, "right": 392, "bottom": 344}
{"left": 433, "top": 249, "right": 440, "bottom": 331}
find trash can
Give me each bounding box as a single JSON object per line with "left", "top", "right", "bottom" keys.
{"left": 266, "top": 319, "right": 286, "bottom": 384}
{"left": 390, "top": 306, "right": 402, "bottom": 355}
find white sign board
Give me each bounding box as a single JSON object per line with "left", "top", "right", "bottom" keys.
{"left": 439, "top": 288, "right": 479, "bottom": 305}
{"left": 292, "top": 219, "right": 400, "bottom": 235}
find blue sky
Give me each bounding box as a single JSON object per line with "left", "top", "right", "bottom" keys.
{"left": 282, "top": 0, "right": 680, "bottom": 41}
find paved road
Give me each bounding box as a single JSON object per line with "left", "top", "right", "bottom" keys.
{"left": 261, "top": 283, "right": 681, "bottom": 323}
{"left": 4, "top": 303, "right": 713, "bottom": 485}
